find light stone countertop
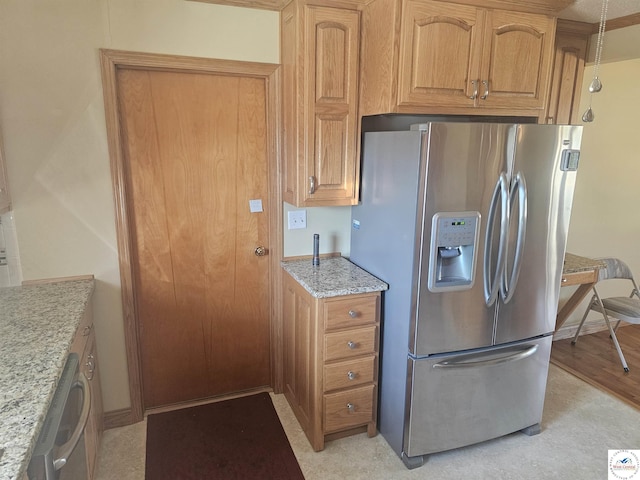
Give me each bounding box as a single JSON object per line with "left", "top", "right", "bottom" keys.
{"left": 282, "top": 256, "right": 388, "bottom": 298}
{"left": 563, "top": 253, "right": 606, "bottom": 274}
{"left": 0, "top": 278, "right": 95, "bottom": 480}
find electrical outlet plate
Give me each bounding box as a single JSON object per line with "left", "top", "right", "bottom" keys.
{"left": 288, "top": 210, "right": 307, "bottom": 230}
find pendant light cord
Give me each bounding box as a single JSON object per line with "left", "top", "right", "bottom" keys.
{"left": 592, "top": 0, "right": 609, "bottom": 80}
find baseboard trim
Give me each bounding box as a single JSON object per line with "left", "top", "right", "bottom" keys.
{"left": 553, "top": 321, "right": 608, "bottom": 341}
{"left": 104, "top": 387, "right": 275, "bottom": 430}
{"left": 104, "top": 408, "right": 137, "bottom": 430}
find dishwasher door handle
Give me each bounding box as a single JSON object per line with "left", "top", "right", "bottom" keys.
{"left": 53, "top": 372, "right": 91, "bottom": 470}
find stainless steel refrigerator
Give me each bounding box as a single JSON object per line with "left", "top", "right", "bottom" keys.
{"left": 349, "top": 122, "right": 582, "bottom": 469}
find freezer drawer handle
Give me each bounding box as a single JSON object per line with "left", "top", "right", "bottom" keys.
{"left": 432, "top": 345, "right": 538, "bottom": 369}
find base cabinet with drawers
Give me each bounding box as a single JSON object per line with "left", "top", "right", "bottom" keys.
{"left": 282, "top": 270, "right": 381, "bottom": 451}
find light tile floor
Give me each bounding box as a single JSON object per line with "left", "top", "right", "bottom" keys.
{"left": 95, "top": 365, "right": 640, "bottom": 480}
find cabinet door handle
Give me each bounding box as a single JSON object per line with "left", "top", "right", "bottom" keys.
{"left": 468, "top": 79, "right": 478, "bottom": 100}
{"left": 480, "top": 80, "right": 489, "bottom": 100}
{"left": 309, "top": 176, "right": 316, "bottom": 195}
{"left": 347, "top": 341, "right": 358, "bottom": 349}
{"left": 347, "top": 371, "right": 357, "bottom": 380}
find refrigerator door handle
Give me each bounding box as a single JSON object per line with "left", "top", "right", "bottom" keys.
{"left": 483, "top": 173, "right": 509, "bottom": 306}
{"left": 432, "top": 344, "right": 539, "bottom": 369}
{"left": 501, "top": 172, "right": 528, "bottom": 303}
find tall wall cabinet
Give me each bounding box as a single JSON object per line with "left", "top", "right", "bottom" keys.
{"left": 545, "top": 19, "right": 592, "bottom": 124}
{"left": 281, "top": 0, "right": 362, "bottom": 207}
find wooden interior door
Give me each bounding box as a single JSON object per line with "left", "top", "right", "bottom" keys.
{"left": 117, "top": 68, "right": 271, "bottom": 409}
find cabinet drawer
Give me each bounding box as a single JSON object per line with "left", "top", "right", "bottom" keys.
{"left": 324, "top": 325, "right": 377, "bottom": 362}
{"left": 324, "top": 294, "right": 378, "bottom": 330}
{"left": 324, "top": 355, "right": 376, "bottom": 392}
{"left": 324, "top": 384, "right": 375, "bottom": 433}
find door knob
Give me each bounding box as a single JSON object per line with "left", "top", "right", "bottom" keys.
{"left": 254, "top": 246, "right": 267, "bottom": 257}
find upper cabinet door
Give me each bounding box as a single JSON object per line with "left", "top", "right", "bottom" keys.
{"left": 398, "top": 0, "right": 483, "bottom": 108}
{"left": 360, "top": 0, "right": 556, "bottom": 117}
{"left": 281, "top": 2, "right": 361, "bottom": 207}
{"left": 545, "top": 21, "right": 591, "bottom": 125}
{"left": 303, "top": 6, "right": 361, "bottom": 206}
{"left": 478, "top": 10, "right": 555, "bottom": 110}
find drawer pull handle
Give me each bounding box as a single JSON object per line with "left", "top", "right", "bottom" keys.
{"left": 82, "top": 325, "right": 92, "bottom": 336}
{"left": 347, "top": 341, "right": 358, "bottom": 349}
{"left": 346, "top": 402, "right": 355, "bottom": 412}
{"left": 562, "top": 277, "right": 567, "bottom": 283}
{"left": 348, "top": 310, "right": 358, "bottom": 318}
{"left": 347, "top": 371, "right": 357, "bottom": 380}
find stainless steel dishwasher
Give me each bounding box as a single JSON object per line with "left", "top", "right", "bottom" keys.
{"left": 28, "top": 353, "right": 91, "bottom": 480}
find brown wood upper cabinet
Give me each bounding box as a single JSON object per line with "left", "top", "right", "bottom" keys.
{"left": 281, "top": 0, "right": 361, "bottom": 207}
{"left": 545, "top": 19, "right": 591, "bottom": 124}
{"left": 360, "top": 0, "right": 557, "bottom": 116}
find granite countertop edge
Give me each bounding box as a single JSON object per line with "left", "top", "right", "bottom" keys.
{"left": 563, "top": 253, "right": 606, "bottom": 275}
{"left": 282, "top": 256, "right": 388, "bottom": 299}
{"left": 0, "top": 277, "right": 95, "bottom": 480}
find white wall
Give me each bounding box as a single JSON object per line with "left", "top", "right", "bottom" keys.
{"left": 586, "top": 23, "right": 640, "bottom": 63}
{"left": 561, "top": 28, "right": 640, "bottom": 328}
{"left": 0, "top": 0, "right": 278, "bottom": 412}
{"left": 283, "top": 202, "right": 352, "bottom": 258}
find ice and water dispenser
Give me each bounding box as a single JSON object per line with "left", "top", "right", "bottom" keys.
{"left": 427, "top": 212, "right": 481, "bottom": 292}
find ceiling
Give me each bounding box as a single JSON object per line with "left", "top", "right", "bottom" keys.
{"left": 558, "top": 0, "right": 640, "bottom": 23}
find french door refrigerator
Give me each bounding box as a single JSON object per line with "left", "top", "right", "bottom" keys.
{"left": 350, "top": 122, "right": 582, "bottom": 469}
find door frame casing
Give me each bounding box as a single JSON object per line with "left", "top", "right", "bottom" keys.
{"left": 99, "top": 49, "right": 283, "bottom": 426}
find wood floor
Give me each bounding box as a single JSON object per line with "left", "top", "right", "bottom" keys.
{"left": 551, "top": 324, "right": 640, "bottom": 409}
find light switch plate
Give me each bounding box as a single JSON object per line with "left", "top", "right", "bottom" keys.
{"left": 288, "top": 210, "right": 307, "bottom": 230}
